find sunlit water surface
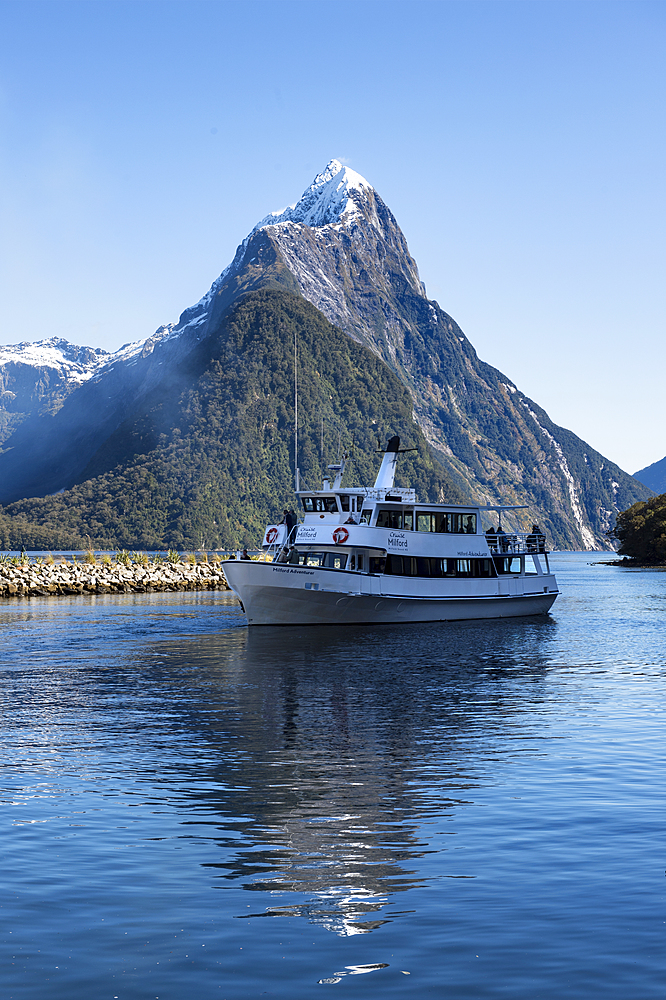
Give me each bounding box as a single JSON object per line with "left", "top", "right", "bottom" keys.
{"left": 1, "top": 553, "right": 664, "bottom": 998}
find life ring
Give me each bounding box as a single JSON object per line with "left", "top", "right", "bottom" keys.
{"left": 266, "top": 527, "right": 279, "bottom": 544}
{"left": 332, "top": 526, "right": 349, "bottom": 544}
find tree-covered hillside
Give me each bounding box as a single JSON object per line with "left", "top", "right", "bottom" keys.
{"left": 611, "top": 494, "right": 666, "bottom": 563}
{"left": 0, "top": 290, "right": 463, "bottom": 551}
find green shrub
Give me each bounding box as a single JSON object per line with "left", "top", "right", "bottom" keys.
{"left": 612, "top": 494, "right": 666, "bottom": 562}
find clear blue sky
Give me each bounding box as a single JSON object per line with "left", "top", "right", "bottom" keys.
{"left": 1, "top": 0, "right": 664, "bottom": 474}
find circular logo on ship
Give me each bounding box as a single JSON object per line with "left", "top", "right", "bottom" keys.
{"left": 332, "top": 527, "right": 349, "bottom": 544}
{"left": 265, "top": 527, "right": 279, "bottom": 544}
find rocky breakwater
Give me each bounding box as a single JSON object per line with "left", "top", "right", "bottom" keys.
{"left": 0, "top": 558, "right": 230, "bottom": 598}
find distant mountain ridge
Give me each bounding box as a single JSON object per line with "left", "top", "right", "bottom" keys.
{"left": 0, "top": 337, "right": 108, "bottom": 446}
{"left": 0, "top": 160, "right": 652, "bottom": 550}
{"left": 634, "top": 455, "right": 666, "bottom": 495}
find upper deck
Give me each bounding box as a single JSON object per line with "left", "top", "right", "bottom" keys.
{"left": 263, "top": 435, "right": 548, "bottom": 560}
{"left": 297, "top": 488, "right": 479, "bottom": 532}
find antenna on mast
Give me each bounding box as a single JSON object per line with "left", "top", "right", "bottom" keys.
{"left": 294, "top": 327, "right": 300, "bottom": 492}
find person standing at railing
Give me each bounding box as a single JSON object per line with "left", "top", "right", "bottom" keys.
{"left": 532, "top": 524, "right": 544, "bottom": 552}
{"left": 285, "top": 509, "right": 298, "bottom": 543}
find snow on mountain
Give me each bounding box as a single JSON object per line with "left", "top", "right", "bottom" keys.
{"left": 254, "top": 159, "right": 373, "bottom": 231}
{"left": 0, "top": 159, "right": 379, "bottom": 390}
{"left": 0, "top": 337, "right": 110, "bottom": 384}
{"left": 0, "top": 320, "right": 193, "bottom": 389}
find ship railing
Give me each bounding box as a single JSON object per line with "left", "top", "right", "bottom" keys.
{"left": 261, "top": 521, "right": 302, "bottom": 562}
{"left": 358, "top": 487, "right": 417, "bottom": 502}
{"left": 486, "top": 532, "right": 547, "bottom": 555}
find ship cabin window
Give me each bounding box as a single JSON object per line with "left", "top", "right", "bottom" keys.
{"left": 417, "top": 512, "right": 446, "bottom": 533}
{"left": 524, "top": 555, "right": 539, "bottom": 575}
{"left": 338, "top": 495, "right": 364, "bottom": 513}
{"left": 301, "top": 496, "right": 339, "bottom": 514}
{"left": 338, "top": 495, "right": 366, "bottom": 513}
{"left": 327, "top": 553, "right": 347, "bottom": 570}
{"left": 369, "top": 556, "right": 386, "bottom": 574}
{"left": 295, "top": 551, "right": 348, "bottom": 569}
{"left": 416, "top": 511, "right": 477, "bottom": 534}
{"left": 493, "top": 555, "right": 522, "bottom": 575}
{"left": 360, "top": 509, "right": 372, "bottom": 525}
{"left": 385, "top": 555, "right": 494, "bottom": 578}
{"left": 376, "top": 508, "right": 413, "bottom": 530}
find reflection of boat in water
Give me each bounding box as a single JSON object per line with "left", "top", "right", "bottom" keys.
{"left": 238, "top": 891, "right": 395, "bottom": 938}
{"left": 145, "top": 617, "right": 556, "bottom": 938}
{"left": 223, "top": 436, "right": 559, "bottom": 625}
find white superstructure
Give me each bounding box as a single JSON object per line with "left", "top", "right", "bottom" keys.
{"left": 222, "top": 437, "right": 559, "bottom": 626}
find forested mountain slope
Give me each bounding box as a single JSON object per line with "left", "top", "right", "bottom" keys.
{"left": 0, "top": 291, "right": 462, "bottom": 550}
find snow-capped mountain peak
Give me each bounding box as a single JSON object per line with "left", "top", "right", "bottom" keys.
{"left": 254, "top": 159, "right": 373, "bottom": 231}
{"left": 0, "top": 336, "right": 110, "bottom": 383}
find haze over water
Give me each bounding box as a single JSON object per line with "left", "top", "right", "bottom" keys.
{"left": 2, "top": 553, "right": 664, "bottom": 999}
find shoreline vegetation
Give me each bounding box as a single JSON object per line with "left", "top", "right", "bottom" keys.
{"left": 0, "top": 550, "right": 233, "bottom": 598}
{"left": 608, "top": 493, "right": 666, "bottom": 565}
{"left": 602, "top": 558, "right": 666, "bottom": 568}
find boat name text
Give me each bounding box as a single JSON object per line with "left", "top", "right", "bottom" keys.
{"left": 271, "top": 567, "right": 315, "bottom": 575}
{"left": 387, "top": 531, "right": 408, "bottom": 549}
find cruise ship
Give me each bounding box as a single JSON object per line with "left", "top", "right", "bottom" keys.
{"left": 222, "top": 437, "right": 559, "bottom": 625}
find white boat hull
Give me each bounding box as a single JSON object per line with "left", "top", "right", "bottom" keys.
{"left": 223, "top": 562, "right": 558, "bottom": 626}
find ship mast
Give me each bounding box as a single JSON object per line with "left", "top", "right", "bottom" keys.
{"left": 294, "top": 326, "right": 300, "bottom": 492}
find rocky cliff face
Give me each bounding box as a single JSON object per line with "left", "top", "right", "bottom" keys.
{"left": 0, "top": 161, "right": 652, "bottom": 547}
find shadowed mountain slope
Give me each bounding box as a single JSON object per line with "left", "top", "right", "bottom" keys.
{"left": 634, "top": 455, "right": 666, "bottom": 495}
{"left": 0, "top": 291, "right": 462, "bottom": 551}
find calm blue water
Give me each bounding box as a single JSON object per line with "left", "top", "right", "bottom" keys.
{"left": 1, "top": 552, "right": 664, "bottom": 999}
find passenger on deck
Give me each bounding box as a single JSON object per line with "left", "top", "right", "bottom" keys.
{"left": 241, "top": 549, "right": 251, "bottom": 560}
{"left": 276, "top": 547, "right": 290, "bottom": 563}
{"left": 285, "top": 509, "right": 298, "bottom": 542}
{"left": 528, "top": 524, "right": 544, "bottom": 552}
